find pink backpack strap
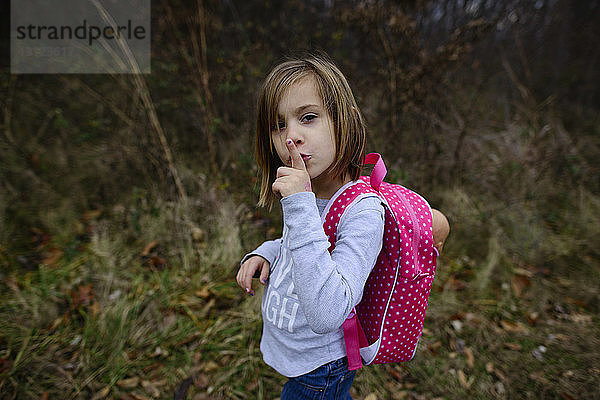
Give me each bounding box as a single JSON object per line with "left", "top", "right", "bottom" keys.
{"left": 363, "top": 153, "right": 387, "bottom": 191}
{"left": 324, "top": 154, "right": 388, "bottom": 370}
{"left": 343, "top": 308, "right": 369, "bottom": 370}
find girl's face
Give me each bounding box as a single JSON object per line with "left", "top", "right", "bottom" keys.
{"left": 272, "top": 76, "right": 337, "bottom": 190}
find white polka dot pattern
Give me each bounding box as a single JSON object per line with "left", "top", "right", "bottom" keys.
{"left": 325, "top": 176, "right": 437, "bottom": 364}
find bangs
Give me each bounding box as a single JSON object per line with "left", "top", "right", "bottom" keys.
{"left": 261, "top": 68, "right": 312, "bottom": 151}
{"left": 255, "top": 53, "right": 366, "bottom": 208}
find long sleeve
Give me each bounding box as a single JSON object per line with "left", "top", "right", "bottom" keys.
{"left": 240, "top": 238, "right": 282, "bottom": 266}
{"left": 281, "top": 191, "right": 384, "bottom": 334}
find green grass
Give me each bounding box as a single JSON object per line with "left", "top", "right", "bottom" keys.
{"left": 1, "top": 89, "right": 599, "bottom": 398}
{"left": 1, "top": 183, "right": 598, "bottom": 399}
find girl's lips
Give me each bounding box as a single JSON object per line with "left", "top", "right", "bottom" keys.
{"left": 287, "top": 154, "right": 311, "bottom": 165}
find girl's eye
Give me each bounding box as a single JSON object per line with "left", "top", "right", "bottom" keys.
{"left": 301, "top": 113, "right": 317, "bottom": 123}
{"left": 272, "top": 121, "right": 286, "bottom": 132}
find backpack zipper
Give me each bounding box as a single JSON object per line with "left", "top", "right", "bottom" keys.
{"left": 396, "top": 188, "right": 426, "bottom": 279}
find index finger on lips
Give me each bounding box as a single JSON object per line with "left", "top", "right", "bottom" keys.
{"left": 286, "top": 139, "right": 306, "bottom": 171}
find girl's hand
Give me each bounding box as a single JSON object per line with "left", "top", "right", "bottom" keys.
{"left": 272, "top": 139, "right": 311, "bottom": 198}
{"left": 236, "top": 255, "right": 270, "bottom": 296}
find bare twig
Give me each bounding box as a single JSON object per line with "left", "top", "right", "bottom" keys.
{"left": 66, "top": 78, "right": 135, "bottom": 127}
{"left": 163, "top": 0, "right": 218, "bottom": 177}
{"left": 377, "top": 25, "right": 398, "bottom": 135}
{"left": 2, "top": 75, "right": 17, "bottom": 146}
{"left": 91, "top": 0, "right": 187, "bottom": 201}
{"left": 32, "top": 108, "right": 61, "bottom": 143}
{"left": 501, "top": 55, "right": 532, "bottom": 105}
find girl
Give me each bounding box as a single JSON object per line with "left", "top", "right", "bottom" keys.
{"left": 236, "top": 53, "right": 384, "bottom": 399}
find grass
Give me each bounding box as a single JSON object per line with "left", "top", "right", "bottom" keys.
{"left": 1, "top": 177, "right": 598, "bottom": 399}
{"left": 1, "top": 64, "right": 599, "bottom": 400}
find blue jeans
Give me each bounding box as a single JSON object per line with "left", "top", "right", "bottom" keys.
{"left": 281, "top": 357, "right": 356, "bottom": 400}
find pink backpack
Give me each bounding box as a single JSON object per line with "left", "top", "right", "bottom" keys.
{"left": 323, "top": 153, "right": 438, "bottom": 370}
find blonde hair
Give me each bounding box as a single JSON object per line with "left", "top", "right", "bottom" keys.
{"left": 255, "top": 53, "right": 367, "bottom": 208}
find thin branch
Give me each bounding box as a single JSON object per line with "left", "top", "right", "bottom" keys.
{"left": 91, "top": 0, "right": 187, "bottom": 201}
{"left": 377, "top": 24, "right": 398, "bottom": 135}
{"left": 2, "top": 75, "right": 17, "bottom": 146}
{"left": 66, "top": 77, "right": 136, "bottom": 127}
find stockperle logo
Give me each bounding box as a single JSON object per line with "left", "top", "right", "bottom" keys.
{"left": 11, "top": 0, "right": 150, "bottom": 74}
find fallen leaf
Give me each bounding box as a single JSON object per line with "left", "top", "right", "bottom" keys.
{"left": 129, "top": 393, "right": 152, "bottom": 400}
{"left": 529, "top": 371, "right": 550, "bottom": 385}
{"left": 500, "top": 320, "right": 528, "bottom": 333}
{"left": 142, "top": 380, "right": 160, "bottom": 398}
{"left": 161, "top": 312, "right": 177, "bottom": 330}
{"left": 199, "top": 298, "right": 216, "bottom": 317}
{"left": 194, "top": 286, "right": 211, "bottom": 299}
{"left": 191, "top": 227, "right": 205, "bottom": 242}
{"left": 194, "top": 373, "right": 210, "bottom": 389}
{"left": 464, "top": 312, "right": 479, "bottom": 323}
{"left": 561, "top": 393, "right": 576, "bottom": 400}
{"left": 562, "top": 370, "right": 574, "bottom": 378}
{"left": 457, "top": 369, "right": 472, "bottom": 389}
{"left": 142, "top": 361, "right": 163, "bottom": 374}
{"left": 565, "top": 297, "right": 586, "bottom": 308}
{"left": 146, "top": 256, "right": 167, "bottom": 269}
{"left": 42, "top": 247, "right": 63, "bottom": 266}
{"left": 511, "top": 275, "right": 530, "bottom": 297}
{"left": 83, "top": 209, "right": 102, "bottom": 222}
{"left": 245, "top": 378, "right": 259, "bottom": 391}
{"left": 553, "top": 334, "right": 569, "bottom": 342}
{"left": 569, "top": 313, "right": 592, "bottom": 324}
{"left": 89, "top": 301, "right": 101, "bottom": 317}
{"left": 117, "top": 377, "right": 140, "bottom": 388}
{"left": 364, "top": 394, "right": 378, "bottom": 400}
{"left": 450, "top": 312, "right": 466, "bottom": 320}
{"left": 30, "top": 227, "right": 51, "bottom": 251}
{"left": 71, "top": 284, "right": 94, "bottom": 309}
{"left": 556, "top": 277, "right": 572, "bottom": 287}
{"left": 90, "top": 386, "right": 110, "bottom": 400}
{"left": 141, "top": 240, "right": 159, "bottom": 256}
{"left": 464, "top": 347, "right": 475, "bottom": 368}
{"left": 392, "top": 391, "right": 408, "bottom": 400}
{"left": 0, "top": 356, "right": 13, "bottom": 374}
{"left": 485, "top": 362, "right": 507, "bottom": 381}
{"left": 526, "top": 311, "right": 539, "bottom": 326}
{"left": 449, "top": 277, "right": 467, "bottom": 291}
{"left": 4, "top": 276, "right": 20, "bottom": 293}
{"left": 388, "top": 367, "right": 406, "bottom": 381}
{"left": 504, "top": 342, "right": 523, "bottom": 350}
{"left": 450, "top": 338, "right": 465, "bottom": 352}
{"left": 152, "top": 379, "right": 168, "bottom": 387}
{"left": 494, "top": 368, "right": 507, "bottom": 381}
{"left": 513, "top": 267, "right": 534, "bottom": 277}
{"left": 428, "top": 341, "right": 442, "bottom": 355}
{"left": 39, "top": 393, "right": 49, "bottom": 400}
{"left": 203, "top": 361, "right": 219, "bottom": 372}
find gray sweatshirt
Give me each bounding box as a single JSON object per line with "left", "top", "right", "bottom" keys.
{"left": 243, "top": 181, "right": 385, "bottom": 377}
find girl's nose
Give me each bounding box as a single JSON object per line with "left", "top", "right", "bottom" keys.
{"left": 285, "top": 126, "right": 304, "bottom": 146}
